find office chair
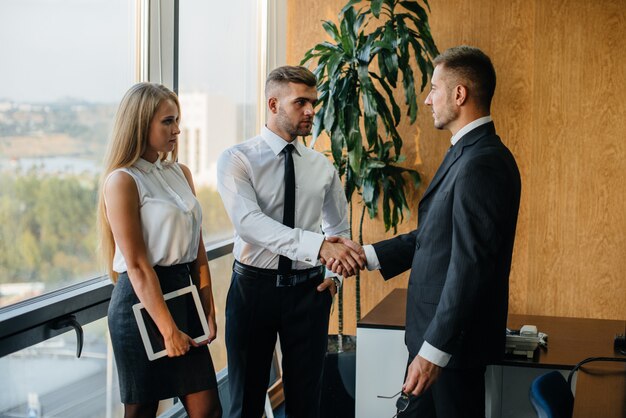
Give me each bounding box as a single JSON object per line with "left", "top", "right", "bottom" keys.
{"left": 529, "top": 371, "right": 574, "bottom": 418}
{"left": 529, "top": 353, "right": 626, "bottom": 418}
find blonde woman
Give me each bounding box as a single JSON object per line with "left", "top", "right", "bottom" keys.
{"left": 98, "top": 82, "right": 221, "bottom": 418}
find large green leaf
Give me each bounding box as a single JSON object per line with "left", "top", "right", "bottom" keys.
{"left": 409, "top": 38, "right": 431, "bottom": 91}
{"left": 313, "top": 106, "right": 325, "bottom": 140}
{"left": 358, "top": 65, "right": 377, "bottom": 117}
{"left": 371, "top": 86, "right": 401, "bottom": 141}
{"left": 402, "top": 64, "right": 418, "bottom": 123}
{"left": 324, "top": 94, "right": 337, "bottom": 132}
{"left": 339, "top": 7, "right": 358, "bottom": 57}
{"left": 384, "top": 51, "right": 399, "bottom": 88}
{"left": 371, "top": 0, "right": 384, "bottom": 18}
{"left": 347, "top": 139, "right": 363, "bottom": 172}
{"left": 343, "top": 100, "right": 361, "bottom": 138}
{"left": 395, "top": 18, "right": 418, "bottom": 123}
{"left": 327, "top": 54, "right": 344, "bottom": 90}
{"left": 322, "top": 20, "right": 341, "bottom": 43}
{"left": 363, "top": 113, "right": 378, "bottom": 147}
{"left": 314, "top": 41, "right": 340, "bottom": 52}
{"left": 370, "top": 72, "right": 401, "bottom": 124}
{"left": 362, "top": 175, "right": 376, "bottom": 204}
{"left": 353, "top": 9, "right": 366, "bottom": 35}
{"left": 356, "top": 40, "right": 372, "bottom": 65}
{"left": 399, "top": 1, "right": 428, "bottom": 20}
{"left": 330, "top": 126, "right": 345, "bottom": 167}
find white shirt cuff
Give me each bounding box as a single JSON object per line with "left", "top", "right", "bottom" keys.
{"left": 363, "top": 245, "right": 381, "bottom": 270}
{"left": 418, "top": 341, "right": 451, "bottom": 368}
{"left": 297, "top": 230, "right": 325, "bottom": 266}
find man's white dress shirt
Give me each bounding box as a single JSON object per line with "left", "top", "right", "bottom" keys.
{"left": 217, "top": 126, "right": 350, "bottom": 276}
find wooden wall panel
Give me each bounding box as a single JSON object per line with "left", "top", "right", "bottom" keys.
{"left": 528, "top": 0, "right": 626, "bottom": 319}
{"left": 286, "top": 0, "right": 626, "bottom": 334}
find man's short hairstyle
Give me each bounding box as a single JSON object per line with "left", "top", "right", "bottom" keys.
{"left": 265, "top": 66, "right": 317, "bottom": 98}
{"left": 433, "top": 46, "right": 496, "bottom": 112}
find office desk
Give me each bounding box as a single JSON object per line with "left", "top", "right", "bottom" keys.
{"left": 355, "top": 289, "right": 626, "bottom": 418}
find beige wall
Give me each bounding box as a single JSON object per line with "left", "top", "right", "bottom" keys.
{"left": 287, "top": 0, "right": 626, "bottom": 335}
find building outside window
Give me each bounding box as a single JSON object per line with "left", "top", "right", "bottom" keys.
{"left": 177, "top": 0, "right": 263, "bottom": 372}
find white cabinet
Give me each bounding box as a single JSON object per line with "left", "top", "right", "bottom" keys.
{"left": 355, "top": 327, "right": 408, "bottom": 418}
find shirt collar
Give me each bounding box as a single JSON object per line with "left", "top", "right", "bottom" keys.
{"left": 450, "top": 115, "right": 492, "bottom": 146}
{"left": 262, "top": 126, "right": 302, "bottom": 157}
{"left": 134, "top": 157, "right": 163, "bottom": 173}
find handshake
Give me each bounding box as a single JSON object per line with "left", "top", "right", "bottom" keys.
{"left": 319, "top": 236, "right": 367, "bottom": 277}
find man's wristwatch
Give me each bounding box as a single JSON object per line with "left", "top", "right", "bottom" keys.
{"left": 330, "top": 276, "right": 342, "bottom": 289}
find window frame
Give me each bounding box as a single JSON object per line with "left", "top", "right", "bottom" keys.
{"left": 0, "top": 240, "right": 233, "bottom": 358}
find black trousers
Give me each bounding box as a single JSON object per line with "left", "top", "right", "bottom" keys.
{"left": 225, "top": 269, "right": 332, "bottom": 418}
{"left": 398, "top": 359, "right": 486, "bottom": 418}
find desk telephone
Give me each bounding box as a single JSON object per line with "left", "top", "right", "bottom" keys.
{"left": 505, "top": 324, "right": 548, "bottom": 358}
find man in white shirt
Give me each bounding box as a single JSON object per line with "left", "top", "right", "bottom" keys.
{"left": 217, "top": 66, "right": 363, "bottom": 418}
{"left": 327, "top": 46, "right": 521, "bottom": 418}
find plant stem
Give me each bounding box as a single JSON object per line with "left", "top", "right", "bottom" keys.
{"left": 338, "top": 285, "right": 344, "bottom": 342}
{"left": 356, "top": 204, "right": 366, "bottom": 321}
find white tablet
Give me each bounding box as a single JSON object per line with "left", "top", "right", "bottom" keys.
{"left": 132, "top": 285, "right": 210, "bottom": 361}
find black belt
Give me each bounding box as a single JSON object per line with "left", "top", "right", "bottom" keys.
{"left": 233, "top": 260, "right": 324, "bottom": 287}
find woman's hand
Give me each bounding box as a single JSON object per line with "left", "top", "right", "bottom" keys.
{"left": 164, "top": 328, "right": 198, "bottom": 357}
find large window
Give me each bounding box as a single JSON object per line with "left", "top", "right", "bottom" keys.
{"left": 177, "top": 0, "right": 264, "bottom": 372}
{"left": 0, "top": 0, "right": 136, "bottom": 308}
{"left": 1, "top": 0, "right": 284, "bottom": 414}
{"left": 0, "top": 1, "right": 135, "bottom": 416}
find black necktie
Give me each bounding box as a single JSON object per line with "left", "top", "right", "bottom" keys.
{"left": 278, "top": 144, "right": 295, "bottom": 274}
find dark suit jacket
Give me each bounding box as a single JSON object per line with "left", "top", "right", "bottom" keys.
{"left": 373, "top": 122, "right": 521, "bottom": 369}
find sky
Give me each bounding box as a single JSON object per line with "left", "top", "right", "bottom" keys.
{"left": 0, "top": 0, "right": 258, "bottom": 104}
{"left": 0, "top": 0, "right": 135, "bottom": 103}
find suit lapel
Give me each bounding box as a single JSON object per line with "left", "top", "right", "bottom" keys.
{"left": 420, "top": 122, "right": 496, "bottom": 202}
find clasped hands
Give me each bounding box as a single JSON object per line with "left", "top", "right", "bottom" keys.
{"left": 319, "top": 236, "right": 366, "bottom": 277}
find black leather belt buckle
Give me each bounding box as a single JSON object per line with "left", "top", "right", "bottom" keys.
{"left": 276, "top": 274, "right": 294, "bottom": 287}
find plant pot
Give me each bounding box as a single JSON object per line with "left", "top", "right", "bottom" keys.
{"left": 320, "top": 334, "right": 356, "bottom": 418}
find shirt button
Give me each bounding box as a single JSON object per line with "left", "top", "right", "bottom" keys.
{"left": 305, "top": 257, "right": 311, "bottom": 262}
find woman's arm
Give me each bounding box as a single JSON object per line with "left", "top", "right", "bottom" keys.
{"left": 179, "top": 163, "right": 218, "bottom": 343}
{"left": 105, "top": 170, "right": 197, "bottom": 356}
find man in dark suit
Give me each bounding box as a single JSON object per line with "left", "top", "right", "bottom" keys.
{"left": 327, "top": 46, "right": 521, "bottom": 417}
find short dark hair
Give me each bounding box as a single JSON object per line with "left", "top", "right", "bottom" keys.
{"left": 433, "top": 46, "right": 496, "bottom": 112}
{"left": 265, "top": 66, "right": 317, "bottom": 98}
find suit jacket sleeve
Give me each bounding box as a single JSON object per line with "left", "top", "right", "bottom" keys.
{"left": 372, "top": 229, "right": 418, "bottom": 280}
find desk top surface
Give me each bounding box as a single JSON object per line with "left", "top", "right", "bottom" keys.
{"left": 358, "top": 288, "right": 625, "bottom": 368}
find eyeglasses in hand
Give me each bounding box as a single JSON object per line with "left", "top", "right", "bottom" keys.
{"left": 377, "top": 390, "right": 412, "bottom": 418}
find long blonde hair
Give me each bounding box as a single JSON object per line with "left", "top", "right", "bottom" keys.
{"left": 97, "top": 82, "right": 181, "bottom": 283}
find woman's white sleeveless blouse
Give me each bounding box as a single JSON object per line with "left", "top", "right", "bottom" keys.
{"left": 106, "top": 158, "right": 203, "bottom": 273}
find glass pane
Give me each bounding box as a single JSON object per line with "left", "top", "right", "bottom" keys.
{"left": 207, "top": 252, "right": 234, "bottom": 372}
{"left": 0, "top": 318, "right": 124, "bottom": 418}
{"left": 178, "top": 0, "right": 261, "bottom": 246}
{"left": 0, "top": 0, "right": 136, "bottom": 308}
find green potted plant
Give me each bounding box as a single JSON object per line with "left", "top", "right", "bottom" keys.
{"left": 302, "top": 0, "right": 438, "bottom": 339}
{"left": 301, "top": 0, "right": 438, "bottom": 415}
